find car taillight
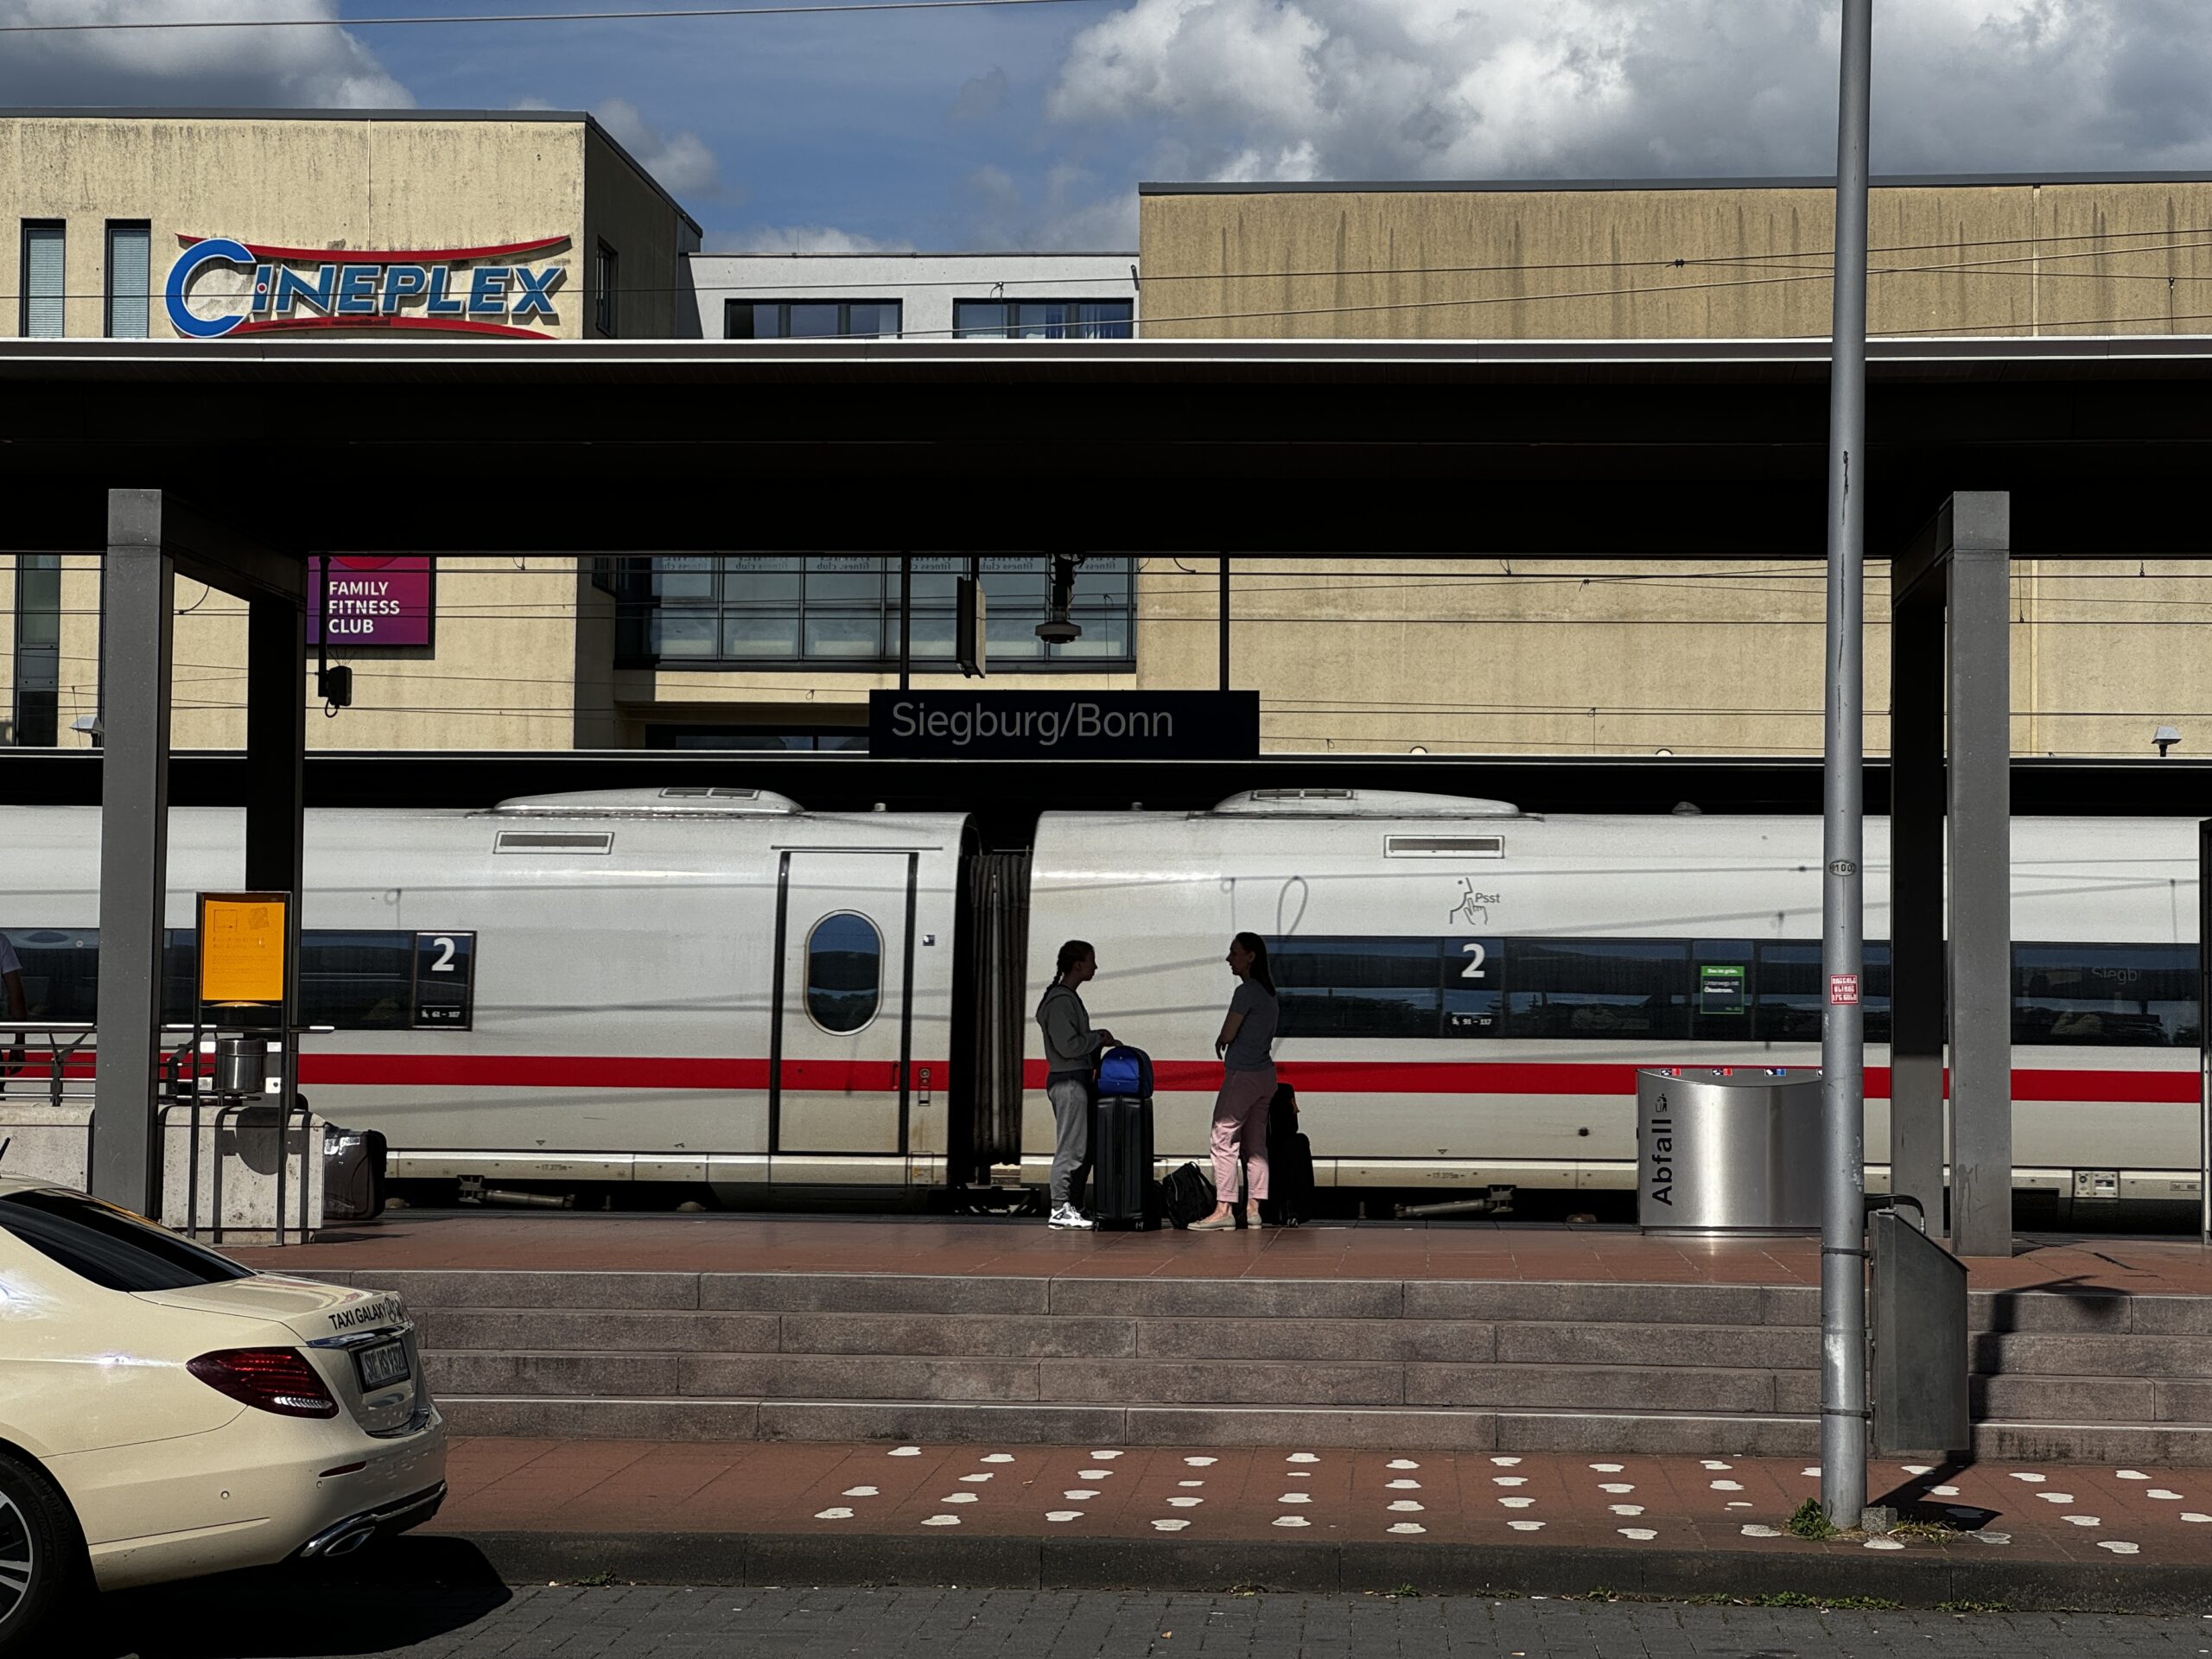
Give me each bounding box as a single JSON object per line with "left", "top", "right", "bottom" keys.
{"left": 187, "top": 1348, "right": 339, "bottom": 1419}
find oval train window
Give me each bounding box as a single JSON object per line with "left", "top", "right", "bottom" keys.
{"left": 805, "top": 912, "right": 882, "bottom": 1033}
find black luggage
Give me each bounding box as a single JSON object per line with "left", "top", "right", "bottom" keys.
{"left": 1261, "top": 1083, "right": 1314, "bottom": 1227}
{"left": 1090, "top": 1094, "right": 1156, "bottom": 1230}
{"left": 320, "top": 1119, "right": 388, "bottom": 1224}
{"left": 1159, "top": 1160, "right": 1216, "bottom": 1229}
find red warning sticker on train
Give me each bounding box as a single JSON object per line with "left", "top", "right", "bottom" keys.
{"left": 1828, "top": 974, "right": 1860, "bottom": 1005}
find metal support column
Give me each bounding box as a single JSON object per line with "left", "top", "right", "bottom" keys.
{"left": 1218, "top": 556, "right": 1230, "bottom": 691}
{"left": 1819, "top": 0, "right": 1875, "bottom": 1529}
{"left": 1946, "top": 494, "right": 2013, "bottom": 1257}
{"left": 91, "top": 493, "right": 176, "bottom": 1212}
{"left": 1888, "top": 550, "right": 1948, "bottom": 1229}
{"left": 246, "top": 591, "right": 308, "bottom": 1122}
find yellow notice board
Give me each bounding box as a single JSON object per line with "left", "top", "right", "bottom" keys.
{"left": 197, "top": 892, "right": 289, "bottom": 1007}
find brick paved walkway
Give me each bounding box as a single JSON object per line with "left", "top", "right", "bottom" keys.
{"left": 233, "top": 1212, "right": 2212, "bottom": 1294}
{"left": 432, "top": 1438, "right": 2212, "bottom": 1566}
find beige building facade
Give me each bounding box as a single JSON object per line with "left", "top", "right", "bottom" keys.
{"left": 5, "top": 139, "right": 2206, "bottom": 756}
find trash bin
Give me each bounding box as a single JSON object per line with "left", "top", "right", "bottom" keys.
{"left": 1637, "top": 1065, "right": 1821, "bottom": 1235}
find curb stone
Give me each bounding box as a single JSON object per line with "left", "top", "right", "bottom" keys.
{"left": 449, "top": 1529, "right": 2212, "bottom": 1616}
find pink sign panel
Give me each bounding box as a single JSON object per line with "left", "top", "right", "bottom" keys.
{"left": 309, "top": 556, "right": 434, "bottom": 647}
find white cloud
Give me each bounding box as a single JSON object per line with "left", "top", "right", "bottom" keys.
{"left": 0, "top": 0, "right": 410, "bottom": 108}
{"left": 718, "top": 224, "right": 914, "bottom": 253}
{"left": 1047, "top": 0, "right": 2212, "bottom": 181}
{"left": 594, "top": 96, "right": 723, "bottom": 200}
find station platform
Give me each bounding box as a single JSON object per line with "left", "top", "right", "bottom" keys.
{"left": 414, "top": 1436, "right": 2212, "bottom": 1611}
{"left": 231, "top": 1215, "right": 2212, "bottom": 1468}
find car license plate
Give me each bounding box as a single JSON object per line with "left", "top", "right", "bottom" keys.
{"left": 354, "top": 1339, "right": 411, "bottom": 1392}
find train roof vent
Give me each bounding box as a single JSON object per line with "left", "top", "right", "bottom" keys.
{"left": 1211, "top": 788, "right": 1522, "bottom": 818}
{"left": 1386, "top": 833, "right": 1505, "bottom": 858}
{"left": 488, "top": 788, "right": 802, "bottom": 815}
{"left": 494, "top": 830, "right": 615, "bottom": 855}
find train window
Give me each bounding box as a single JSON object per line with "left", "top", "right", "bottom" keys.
{"left": 1691, "top": 939, "right": 1755, "bottom": 1040}
{"left": 1503, "top": 938, "right": 1689, "bottom": 1040}
{"left": 412, "top": 931, "right": 478, "bottom": 1030}
{"left": 1272, "top": 937, "right": 1452, "bottom": 1039}
{"left": 1751, "top": 941, "right": 1892, "bottom": 1046}
{"left": 805, "top": 912, "right": 881, "bottom": 1033}
{"left": 1, "top": 929, "right": 100, "bottom": 1022}
{"left": 298, "top": 932, "right": 415, "bottom": 1030}
{"left": 2013, "top": 943, "right": 2198, "bottom": 1047}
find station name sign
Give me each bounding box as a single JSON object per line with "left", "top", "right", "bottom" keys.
{"left": 868, "top": 690, "right": 1260, "bottom": 760}
{"left": 166, "top": 233, "right": 570, "bottom": 340}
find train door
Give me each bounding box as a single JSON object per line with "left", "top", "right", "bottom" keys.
{"left": 772, "top": 851, "right": 915, "bottom": 1160}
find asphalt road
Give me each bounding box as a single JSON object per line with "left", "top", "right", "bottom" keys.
{"left": 83, "top": 1541, "right": 2212, "bottom": 1659}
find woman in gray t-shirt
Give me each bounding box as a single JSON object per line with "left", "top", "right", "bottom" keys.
{"left": 1191, "top": 931, "right": 1281, "bottom": 1231}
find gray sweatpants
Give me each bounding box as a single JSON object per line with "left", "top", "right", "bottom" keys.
{"left": 1047, "top": 1076, "right": 1091, "bottom": 1207}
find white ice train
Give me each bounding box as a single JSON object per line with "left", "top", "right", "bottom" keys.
{"left": 0, "top": 785, "right": 2202, "bottom": 1210}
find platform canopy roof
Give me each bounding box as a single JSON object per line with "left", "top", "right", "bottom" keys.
{"left": 3, "top": 334, "right": 2209, "bottom": 556}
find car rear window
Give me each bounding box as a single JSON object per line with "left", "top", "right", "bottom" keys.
{"left": 0, "top": 1190, "right": 254, "bottom": 1292}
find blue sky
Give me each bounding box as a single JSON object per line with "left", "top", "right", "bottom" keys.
{"left": 6, "top": 1, "right": 2212, "bottom": 253}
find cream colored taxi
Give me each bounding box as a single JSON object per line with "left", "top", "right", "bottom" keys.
{"left": 0, "top": 1174, "right": 445, "bottom": 1652}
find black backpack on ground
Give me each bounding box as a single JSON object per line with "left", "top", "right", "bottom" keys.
{"left": 1258, "top": 1082, "right": 1315, "bottom": 1227}
{"left": 1090, "top": 1093, "right": 1156, "bottom": 1230}
{"left": 1158, "top": 1161, "right": 1216, "bottom": 1229}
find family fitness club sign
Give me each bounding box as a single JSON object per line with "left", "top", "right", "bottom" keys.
{"left": 164, "top": 233, "right": 569, "bottom": 340}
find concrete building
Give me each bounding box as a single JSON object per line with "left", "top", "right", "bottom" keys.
{"left": 7, "top": 125, "right": 2209, "bottom": 757}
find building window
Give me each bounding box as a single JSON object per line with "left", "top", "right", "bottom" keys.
{"left": 594, "top": 241, "right": 618, "bottom": 334}
{"left": 20, "top": 222, "right": 64, "bottom": 338}
{"left": 727, "top": 300, "right": 901, "bottom": 339}
{"left": 953, "top": 299, "right": 1132, "bottom": 339}
{"left": 612, "top": 554, "right": 1135, "bottom": 671}
{"left": 10, "top": 555, "right": 60, "bottom": 747}
{"left": 104, "top": 221, "right": 150, "bottom": 339}
{"left": 805, "top": 912, "right": 881, "bottom": 1033}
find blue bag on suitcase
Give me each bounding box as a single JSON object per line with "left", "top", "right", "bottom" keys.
{"left": 1096, "top": 1045, "right": 1154, "bottom": 1100}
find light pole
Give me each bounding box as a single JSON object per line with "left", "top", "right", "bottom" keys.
{"left": 1821, "top": 0, "right": 1876, "bottom": 1529}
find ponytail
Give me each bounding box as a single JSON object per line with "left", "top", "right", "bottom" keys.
{"left": 1234, "top": 931, "right": 1277, "bottom": 997}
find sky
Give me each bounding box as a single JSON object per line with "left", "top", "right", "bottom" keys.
{"left": 3, "top": 0, "right": 2211, "bottom": 252}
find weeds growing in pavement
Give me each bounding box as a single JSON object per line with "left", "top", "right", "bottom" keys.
{"left": 1887, "top": 1521, "right": 1956, "bottom": 1542}
{"left": 1784, "top": 1499, "right": 1840, "bottom": 1540}
{"left": 564, "top": 1573, "right": 624, "bottom": 1587}
{"left": 1937, "top": 1599, "right": 2012, "bottom": 1614}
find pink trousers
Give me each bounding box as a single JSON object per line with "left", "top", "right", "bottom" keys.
{"left": 1210, "top": 1064, "right": 1276, "bottom": 1204}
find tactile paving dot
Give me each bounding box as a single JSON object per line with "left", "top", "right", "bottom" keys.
{"left": 1389, "top": 1479, "right": 1423, "bottom": 1489}
{"left": 1726, "top": 1502, "right": 1753, "bottom": 1510}
{"left": 1497, "top": 1497, "right": 1533, "bottom": 1510}
{"left": 2180, "top": 1512, "right": 2212, "bottom": 1522}
{"left": 1864, "top": 1537, "right": 1904, "bottom": 1550}
{"left": 1389, "top": 1501, "right": 1425, "bottom": 1512}
{"left": 1077, "top": 1470, "right": 1111, "bottom": 1480}
{"left": 1929, "top": 1485, "right": 1961, "bottom": 1497}
{"left": 1151, "top": 1519, "right": 1189, "bottom": 1532}
{"left": 1287, "top": 1452, "right": 1320, "bottom": 1464}
{"left": 959, "top": 1473, "right": 993, "bottom": 1484}
{"left": 1184, "top": 1456, "right": 1217, "bottom": 1467}
{"left": 1045, "top": 1511, "right": 1081, "bottom": 1522}
{"left": 2064, "top": 1516, "right": 2101, "bottom": 1527}
{"left": 2010, "top": 1471, "right": 2047, "bottom": 1483}
{"left": 2036, "top": 1491, "right": 2075, "bottom": 1503}
{"left": 2148, "top": 1490, "right": 2184, "bottom": 1500}
{"left": 1178, "top": 1480, "right": 1205, "bottom": 1488}
{"left": 981, "top": 1453, "right": 1016, "bottom": 1464}
{"left": 1489, "top": 1478, "right": 1523, "bottom": 1488}
{"left": 1974, "top": 1533, "right": 2012, "bottom": 1545}
{"left": 1491, "top": 1456, "right": 1522, "bottom": 1467}
{"left": 1390, "top": 1459, "right": 1422, "bottom": 1470}
{"left": 1273, "top": 1516, "right": 1310, "bottom": 1528}
{"left": 1090, "top": 1451, "right": 1122, "bottom": 1459}
{"left": 1711, "top": 1480, "right": 1744, "bottom": 1491}
{"left": 813, "top": 1508, "right": 853, "bottom": 1520}
{"left": 842, "top": 1487, "right": 878, "bottom": 1497}
{"left": 920, "top": 1515, "right": 959, "bottom": 1527}
{"left": 890, "top": 1447, "right": 922, "bottom": 1458}
{"left": 1700, "top": 1460, "right": 1732, "bottom": 1471}
{"left": 1801, "top": 1467, "right": 1821, "bottom": 1477}
{"left": 1599, "top": 1483, "right": 1636, "bottom": 1494}
{"left": 1387, "top": 1522, "right": 1426, "bottom": 1535}
{"left": 1618, "top": 1528, "right": 1657, "bottom": 1540}
{"left": 1277, "top": 1492, "right": 1312, "bottom": 1504}
{"left": 1589, "top": 1462, "right": 1624, "bottom": 1472}
{"left": 942, "top": 1493, "right": 978, "bottom": 1505}
{"left": 2098, "top": 1541, "right": 2141, "bottom": 1554}
{"left": 1610, "top": 1504, "right": 1643, "bottom": 1516}
{"left": 1899, "top": 1464, "right": 1932, "bottom": 1475}
{"left": 1508, "top": 1520, "right": 1544, "bottom": 1531}
{"left": 1741, "top": 1524, "right": 1783, "bottom": 1538}
{"left": 2116, "top": 1470, "right": 2149, "bottom": 1480}
{"left": 1167, "top": 1497, "right": 1203, "bottom": 1508}
{"left": 1064, "top": 1490, "right": 1099, "bottom": 1501}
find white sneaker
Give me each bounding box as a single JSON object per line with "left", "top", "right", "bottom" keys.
{"left": 1048, "top": 1203, "right": 1096, "bottom": 1230}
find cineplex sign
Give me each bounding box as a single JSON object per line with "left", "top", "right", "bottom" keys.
{"left": 165, "top": 234, "right": 569, "bottom": 339}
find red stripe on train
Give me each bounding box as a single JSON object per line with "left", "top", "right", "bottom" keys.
{"left": 270, "top": 1054, "right": 2205, "bottom": 1105}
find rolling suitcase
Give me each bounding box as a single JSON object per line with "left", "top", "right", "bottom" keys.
{"left": 1260, "top": 1083, "right": 1314, "bottom": 1227}
{"left": 1160, "top": 1160, "right": 1216, "bottom": 1229}
{"left": 1090, "top": 1094, "right": 1156, "bottom": 1230}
